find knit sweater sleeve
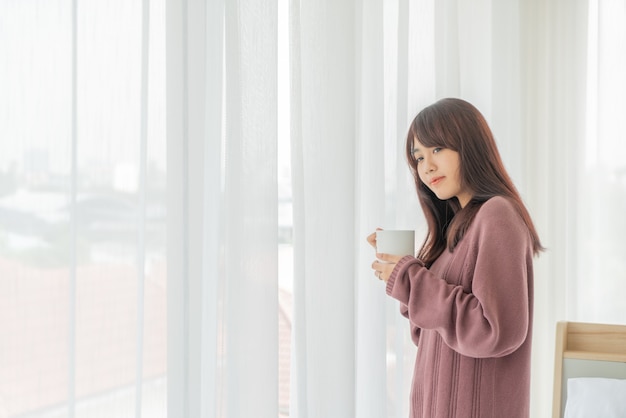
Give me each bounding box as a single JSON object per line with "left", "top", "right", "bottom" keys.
{"left": 386, "top": 197, "right": 533, "bottom": 358}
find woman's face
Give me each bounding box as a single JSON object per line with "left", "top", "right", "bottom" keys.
{"left": 411, "top": 137, "right": 473, "bottom": 208}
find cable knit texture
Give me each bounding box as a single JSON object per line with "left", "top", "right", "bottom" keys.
{"left": 387, "top": 196, "right": 534, "bottom": 418}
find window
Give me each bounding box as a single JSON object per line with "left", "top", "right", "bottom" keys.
{"left": 0, "top": 1, "right": 167, "bottom": 416}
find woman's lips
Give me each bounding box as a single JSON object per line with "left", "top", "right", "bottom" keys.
{"left": 430, "top": 176, "right": 444, "bottom": 186}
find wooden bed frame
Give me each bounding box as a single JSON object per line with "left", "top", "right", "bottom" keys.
{"left": 552, "top": 321, "right": 626, "bottom": 418}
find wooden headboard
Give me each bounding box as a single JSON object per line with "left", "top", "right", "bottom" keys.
{"left": 552, "top": 321, "right": 626, "bottom": 418}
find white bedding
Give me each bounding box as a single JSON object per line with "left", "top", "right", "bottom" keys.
{"left": 564, "top": 377, "right": 626, "bottom": 418}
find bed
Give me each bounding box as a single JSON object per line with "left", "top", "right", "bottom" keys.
{"left": 552, "top": 321, "right": 626, "bottom": 418}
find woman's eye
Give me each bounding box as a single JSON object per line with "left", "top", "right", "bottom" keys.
{"left": 415, "top": 156, "right": 423, "bottom": 163}
{"left": 433, "top": 147, "right": 443, "bottom": 154}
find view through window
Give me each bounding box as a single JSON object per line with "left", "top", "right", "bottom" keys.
{"left": 0, "top": 1, "right": 167, "bottom": 416}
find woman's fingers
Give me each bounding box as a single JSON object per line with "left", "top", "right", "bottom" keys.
{"left": 376, "top": 252, "right": 403, "bottom": 264}
{"left": 366, "top": 228, "right": 384, "bottom": 249}
{"left": 366, "top": 232, "right": 377, "bottom": 248}
{"left": 371, "top": 258, "right": 398, "bottom": 283}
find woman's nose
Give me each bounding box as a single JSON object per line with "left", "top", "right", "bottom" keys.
{"left": 422, "top": 158, "right": 435, "bottom": 174}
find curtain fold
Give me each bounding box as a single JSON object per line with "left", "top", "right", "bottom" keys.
{"left": 354, "top": 0, "right": 387, "bottom": 417}
{"left": 288, "top": 0, "right": 307, "bottom": 415}
{"left": 202, "top": 0, "right": 224, "bottom": 416}
{"left": 579, "top": 0, "right": 626, "bottom": 324}
{"left": 167, "top": 0, "right": 278, "bottom": 417}
{"left": 290, "top": 1, "right": 357, "bottom": 416}
{"left": 223, "top": 0, "right": 279, "bottom": 416}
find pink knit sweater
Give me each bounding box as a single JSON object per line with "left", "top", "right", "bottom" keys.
{"left": 386, "top": 196, "right": 534, "bottom": 418}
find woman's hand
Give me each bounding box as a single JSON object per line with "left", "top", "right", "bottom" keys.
{"left": 367, "top": 229, "right": 403, "bottom": 283}
{"left": 371, "top": 253, "right": 403, "bottom": 283}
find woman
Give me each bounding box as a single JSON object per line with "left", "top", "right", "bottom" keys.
{"left": 368, "top": 98, "right": 543, "bottom": 418}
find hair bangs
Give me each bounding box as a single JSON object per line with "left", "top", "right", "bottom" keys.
{"left": 412, "top": 109, "right": 460, "bottom": 151}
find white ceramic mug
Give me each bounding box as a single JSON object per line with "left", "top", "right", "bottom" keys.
{"left": 375, "top": 229, "right": 415, "bottom": 257}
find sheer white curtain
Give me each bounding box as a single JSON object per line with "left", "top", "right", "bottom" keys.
{"left": 517, "top": 1, "right": 590, "bottom": 415}
{"left": 167, "top": 0, "right": 279, "bottom": 416}
{"left": 578, "top": 0, "right": 626, "bottom": 324}
{"left": 0, "top": 0, "right": 167, "bottom": 417}
{"left": 289, "top": 0, "right": 358, "bottom": 416}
